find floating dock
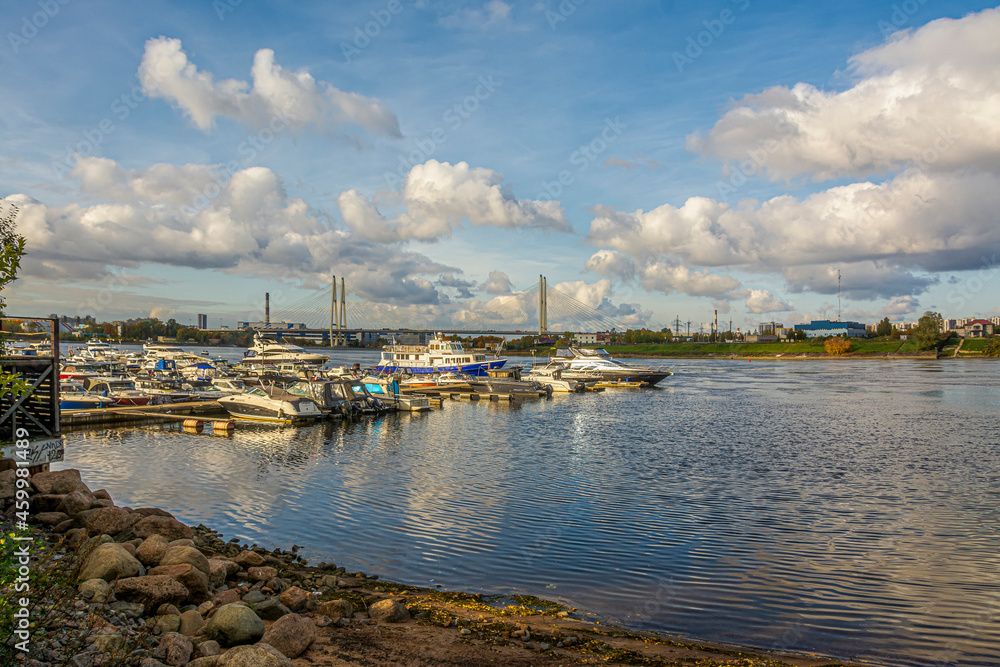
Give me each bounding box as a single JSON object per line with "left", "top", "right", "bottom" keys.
{"left": 61, "top": 401, "right": 229, "bottom": 429}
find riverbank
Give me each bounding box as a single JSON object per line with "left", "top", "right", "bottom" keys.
{"left": 3, "top": 464, "right": 858, "bottom": 667}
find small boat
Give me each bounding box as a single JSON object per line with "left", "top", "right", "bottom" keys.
{"left": 523, "top": 362, "right": 598, "bottom": 393}
{"left": 466, "top": 367, "right": 552, "bottom": 397}
{"left": 81, "top": 377, "right": 152, "bottom": 406}
{"left": 375, "top": 333, "right": 506, "bottom": 376}
{"left": 218, "top": 380, "right": 323, "bottom": 424}
{"left": 551, "top": 347, "right": 673, "bottom": 386}
{"left": 60, "top": 381, "right": 116, "bottom": 410}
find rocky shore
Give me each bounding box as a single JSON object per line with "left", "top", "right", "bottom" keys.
{"left": 2, "top": 464, "right": 855, "bottom": 667}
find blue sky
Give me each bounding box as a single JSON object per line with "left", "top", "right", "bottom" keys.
{"left": 3, "top": 0, "right": 999, "bottom": 332}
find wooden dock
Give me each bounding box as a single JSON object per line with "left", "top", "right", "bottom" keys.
{"left": 61, "top": 401, "right": 228, "bottom": 429}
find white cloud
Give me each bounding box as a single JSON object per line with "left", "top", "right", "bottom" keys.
{"left": 877, "top": 295, "right": 921, "bottom": 319}
{"left": 743, "top": 289, "right": 792, "bottom": 314}
{"left": 482, "top": 271, "right": 513, "bottom": 294}
{"left": 339, "top": 159, "right": 571, "bottom": 242}
{"left": 138, "top": 37, "right": 400, "bottom": 137}
{"left": 687, "top": 7, "right": 1000, "bottom": 182}
{"left": 9, "top": 157, "right": 455, "bottom": 305}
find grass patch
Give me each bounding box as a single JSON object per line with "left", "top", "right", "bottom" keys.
{"left": 961, "top": 337, "right": 989, "bottom": 352}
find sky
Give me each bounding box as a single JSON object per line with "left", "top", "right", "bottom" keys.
{"left": 2, "top": 0, "right": 999, "bottom": 333}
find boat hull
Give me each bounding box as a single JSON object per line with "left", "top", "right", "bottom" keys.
{"left": 61, "top": 397, "right": 115, "bottom": 410}
{"left": 373, "top": 359, "right": 506, "bottom": 377}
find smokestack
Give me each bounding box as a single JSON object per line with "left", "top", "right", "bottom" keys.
{"left": 265, "top": 292, "right": 270, "bottom": 324}
{"left": 714, "top": 309, "right": 718, "bottom": 339}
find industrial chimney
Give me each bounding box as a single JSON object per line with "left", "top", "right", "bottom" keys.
{"left": 265, "top": 292, "right": 270, "bottom": 324}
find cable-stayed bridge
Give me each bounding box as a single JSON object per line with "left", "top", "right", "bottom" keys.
{"left": 262, "top": 275, "right": 626, "bottom": 339}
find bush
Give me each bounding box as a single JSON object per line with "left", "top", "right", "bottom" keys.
{"left": 825, "top": 337, "right": 852, "bottom": 355}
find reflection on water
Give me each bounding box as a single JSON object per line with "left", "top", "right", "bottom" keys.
{"left": 59, "top": 359, "right": 1000, "bottom": 667}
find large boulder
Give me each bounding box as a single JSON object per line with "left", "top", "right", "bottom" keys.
{"left": 217, "top": 644, "right": 292, "bottom": 667}
{"left": 112, "top": 576, "right": 189, "bottom": 614}
{"left": 148, "top": 564, "right": 210, "bottom": 603}
{"left": 85, "top": 507, "right": 136, "bottom": 537}
{"left": 246, "top": 566, "right": 277, "bottom": 582}
{"left": 160, "top": 545, "right": 211, "bottom": 576}
{"left": 0, "top": 469, "right": 18, "bottom": 501}
{"left": 179, "top": 609, "right": 205, "bottom": 636}
{"left": 233, "top": 550, "right": 265, "bottom": 569}
{"left": 277, "top": 586, "right": 312, "bottom": 612}
{"left": 33, "top": 511, "right": 70, "bottom": 526}
{"left": 30, "top": 468, "right": 88, "bottom": 495}
{"left": 78, "top": 542, "right": 144, "bottom": 582}
{"left": 58, "top": 489, "right": 96, "bottom": 516}
{"left": 260, "top": 613, "right": 317, "bottom": 659}
{"left": 133, "top": 507, "right": 174, "bottom": 518}
{"left": 254, "top": 598, "right": 291, "bottom": 621}
{"left": 207, "top": 559, "right": 238, "bottom": 587}
{"left": 136, "top": 534, "right": 171, "bottom": 567}
{"left": 30, "top": 494, "right": 66, "bottom": 513}
{"left": 316, "top": 599, "right": 353, "bottom": 620}
{"left": 204, "top": 604, "right": 265, "bottom": 647}
{"left": 135, "top": 516, "right": 193, "bottom": 541}
{"left": 152, "top": 632, "right": 194, "bottom": 667}
{"left": 78, "top": 578, "right": 113, "bottom": 603}
{"left": 369, "top": 598, "right": 410, "bottom": 623}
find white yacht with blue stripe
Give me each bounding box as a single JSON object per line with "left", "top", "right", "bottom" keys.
{"left": 375, "top": 334, "right": 506, "bottom": 377}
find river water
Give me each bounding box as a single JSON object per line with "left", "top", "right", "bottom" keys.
{"left": 57, "top": 352, "right": 1000, "bottom": 666}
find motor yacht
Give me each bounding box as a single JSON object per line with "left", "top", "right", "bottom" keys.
{"left": 551, "top": 347, "right": 673, "bottom": 385}
{"left": 218, "top": 379, "right": 323, "bottom": 424}
{"left": 375, "top": 333, "right": 506, "bottom": 376}
{"left": 243, "top": 334, "right": 328, "bottom": 366}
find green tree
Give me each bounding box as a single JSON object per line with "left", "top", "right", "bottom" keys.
{"left": 911, "top": 311, "right": 943, "bottom": 350}
{"left": 876, "top": 317, "right": 893, "bottom": 338}
{"left": 0, "top": 199, "right": 30, "bottom": 433}
{"left": 985, "top": 337, "right": 1000, "bottom": 357}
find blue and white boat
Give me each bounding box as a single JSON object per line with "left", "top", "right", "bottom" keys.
{"left": 60, "top": 380, "right": 116, "bottom": 410}
{"left": 374, "top": 334, "right": 506, "bottom": 377}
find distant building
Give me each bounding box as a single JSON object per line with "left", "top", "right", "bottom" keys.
{"left": 238, "top": 321, "right": 307, "bottom": 330}
{"left": 961, "top": 319, "right": 994, "bottom": 338}
{"left": 759, "top": 321, "right": 783, "bottom": 335}
{"left": 197, "top": 314, "right": 208, "bottom": 329}
{"left": 942, "top": 318, "right": 958, "bottom": 332}
{"left": 574, "top": 332, "right": 598, "bottom": 344}
{"left": 745, "top": 334, "right": 778, "bottom": 343}
{"left": 794, "top": 320, "right": 866, "bottom": 338}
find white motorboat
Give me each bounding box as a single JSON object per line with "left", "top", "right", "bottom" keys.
{"left": 551, "top": 347, "right": 673, "bottom": 386}
{"left": 243, "top": 334, "right": 328, "bottom": 366}
{"left": 523, "top": 362, "right": 597, "bottom": 393}
{"left": 218, "top": 381, "right": 323, "bottom": 424}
